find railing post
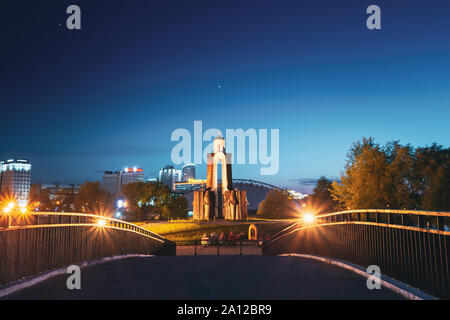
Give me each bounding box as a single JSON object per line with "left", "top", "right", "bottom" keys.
{"left": 375, "top": 212, "right": 380, "bottom": 223}
{"left": 436, "top": 216, "right": 444, "bottom": 231}
{"left": 400, "top": 214, "right": 405, "bottom": 226}
{"left": 417, "top": 215, "right": 422, "bottom": 228}
{"left": 387, "top": 213, "right": 392, "bottom": 225}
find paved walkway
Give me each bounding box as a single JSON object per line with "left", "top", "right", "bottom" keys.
{"left": 4, "top": 256, "right": 403, "bottom": 300}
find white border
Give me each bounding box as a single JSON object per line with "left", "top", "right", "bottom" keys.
{"left": 279, "top": 253, "right": 437, "bottom": 300}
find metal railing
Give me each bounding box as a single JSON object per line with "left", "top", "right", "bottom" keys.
{"left": 0, "top": 212, "right": 175, "bottom": 284}
{"left": 176, "top": 239, "right": 262, "bottom": 256}
{"left": 262, "top": 209, "right": 450, "bottom": 299}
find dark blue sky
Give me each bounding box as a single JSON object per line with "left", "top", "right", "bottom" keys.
{"left": 1, "top": 0, "right": 449, "bottom": 192}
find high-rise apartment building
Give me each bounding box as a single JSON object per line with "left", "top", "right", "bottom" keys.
{"left": 159, "top": 165, "right": 181, "bottom": 188}
{"left": 0, "top": 159, "right": 32, "bottom": 206}
{"left": 182, "top": 164, "right": 196, "bottom": 182}
{"left": 102, "top": 167, "right": 144, "bottom": 196}
{"left": 121, "top": 167, "right": 144, "bottom": 186}
{"left": 102, "top": 171, "right": 122, "bottom": 196}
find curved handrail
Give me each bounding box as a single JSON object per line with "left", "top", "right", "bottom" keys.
{"left": 265, "top": 209, "right": 450, "bottom": 246}
{"left": 2, "top": 211, "right": 170, "bottom": 244}
{"left": 318, "top": 208, "right": 450, "bottom": 218}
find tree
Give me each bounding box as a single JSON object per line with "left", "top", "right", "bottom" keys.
{"left": 122, "top": 181, "right": 172, "bottom": 221}
{"left": 331, "top": 138, "right": 450, "bottom": 211}
{"left": 309, "top": 177, "right": 339, "bottom": 213}
{"left": 75, "top": 181, "right": 113, "bottom": 215}
{"left": 257, "top": 189, "right": 297, "bottom": 219}
{"left": 162, "top": 195, "right": 188, "bottom": 220}
{"left": 413, "top": 144, "right": 450, "bottom": 211}
{"left": 331, "top": 137, "right": 390, "bottom": 210}
{"left": 121, "top": 181, "right": 149, "bottom": 221}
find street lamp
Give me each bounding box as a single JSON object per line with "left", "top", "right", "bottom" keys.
{"left": 2, "top": 201, "right": 16, "bottom": 228}
{"left": 303, "top": 212, "right": 315, "bottom": 224}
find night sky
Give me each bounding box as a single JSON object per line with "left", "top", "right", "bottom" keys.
{"left": 1, "top": 0, "right": 449, "bottom": 192}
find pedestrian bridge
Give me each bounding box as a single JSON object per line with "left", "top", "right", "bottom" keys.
{"left": 0, "top": 209, "right": 449, "bottom": 299}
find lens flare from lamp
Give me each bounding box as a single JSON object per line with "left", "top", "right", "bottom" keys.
{"left": 97, "top": 219, "right": 107, "bottom": 227}
{"left": 303, "top": 213, "right": 315, "bottom": 224}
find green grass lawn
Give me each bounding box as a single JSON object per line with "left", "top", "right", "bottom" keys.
{"left": 136, "top": 219, "right": 294, "bottom": 241}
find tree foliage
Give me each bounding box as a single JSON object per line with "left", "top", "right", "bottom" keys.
{"left": 331, "top": 138, "right": 450, "bottom": 211}
{"left": 122, "top": 181, "right": 188, "bottom": 221}
{"left": 257, "top": 189, "right": 298, "bottom": 218}
{"left": 75, "top": 181, "right": 113, "bottom": 215}
{"left": 309, "top": 177, "right": 339, "bottom": 213}
{"left": 162, "top": 195, "right": 188, "bottom": 220}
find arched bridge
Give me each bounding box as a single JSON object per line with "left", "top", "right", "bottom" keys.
{"left": 178, "top": 179, "right": 293, "bottom": 196}
{"left": 0, "top": 209, "right": 449, "bottom": 299}
{"left": 264, "top": 209, "right": 450, "bottom": 299}
{"left": 0, "top": 212, "right": 175, "bottom": 285}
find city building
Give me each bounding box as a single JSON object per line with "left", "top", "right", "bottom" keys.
{"left": 0, "top": 159, "right": 32, "bottom": 206}
{"left": 40, "top": 183, "right": 80, "bottom": 201}
{"left": 30, "top": 183, "right": 81, "bottom": 211}
{"left": 182, "top": 164, "right": 196, "bottom": 182}
{"left": 102, "top": 167, "right": 144, "bottom": 196}
{"left": 173, "top": 178, "right": 206, "bottom": 192}
{"left": 159, "top": 165, "right": 181, "bottom": 188}
{"left": 121, "top": 167, "right": 144, "bottom": 186}
{"left": 159, "top": 164, "right": 196, "bottom": 189}
{"left": 102, "top": 171, "right": 122, "bottom": 196}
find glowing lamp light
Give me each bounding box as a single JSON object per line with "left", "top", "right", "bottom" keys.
{"left": 303, "top": 213, "right": 315, "bottom": 224}
{"left": 18, "top": 201, "right": 27, "bottom": 208}
{"left": 97, "top": 219, "right": 107, "bottom": 227}
{"left": 20, "top": 207, "right": 27, "bottom": 214}
{"left": 3, "top": 207, "right": 11, "bottom": 214}
{"left": 115, "top": 211, "right": 122, "bottom": 218}
{"left": 117, "top": 199, "right": 124, "bottom": 208}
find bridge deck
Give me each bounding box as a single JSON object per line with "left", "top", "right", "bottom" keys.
{"left": 4, "top": 256, "right": 403, "bottom": 300}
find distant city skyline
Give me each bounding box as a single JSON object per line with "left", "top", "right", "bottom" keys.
{"left": 1, "top": 0, "right": 450, "bottom": 193}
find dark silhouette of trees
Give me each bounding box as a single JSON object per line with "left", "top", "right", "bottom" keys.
{"left": 161, "top": 195, "right": 188, "bottom": 220}
{"left": 413, "top": 144, "right": 450, "bottom": 211}
{"left": 75, "top": 181, "right": 113, "bottom": 215}
{"left": 309, "top": 177, "right": 339, "bottom": 213}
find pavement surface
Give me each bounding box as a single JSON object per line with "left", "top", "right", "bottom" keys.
{"left": 4, "top": 256, "right": 403, "bottom": 300}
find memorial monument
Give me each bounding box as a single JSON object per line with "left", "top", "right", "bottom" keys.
{"left": 192, "top": 133, "right": 247, "bottom": 220}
